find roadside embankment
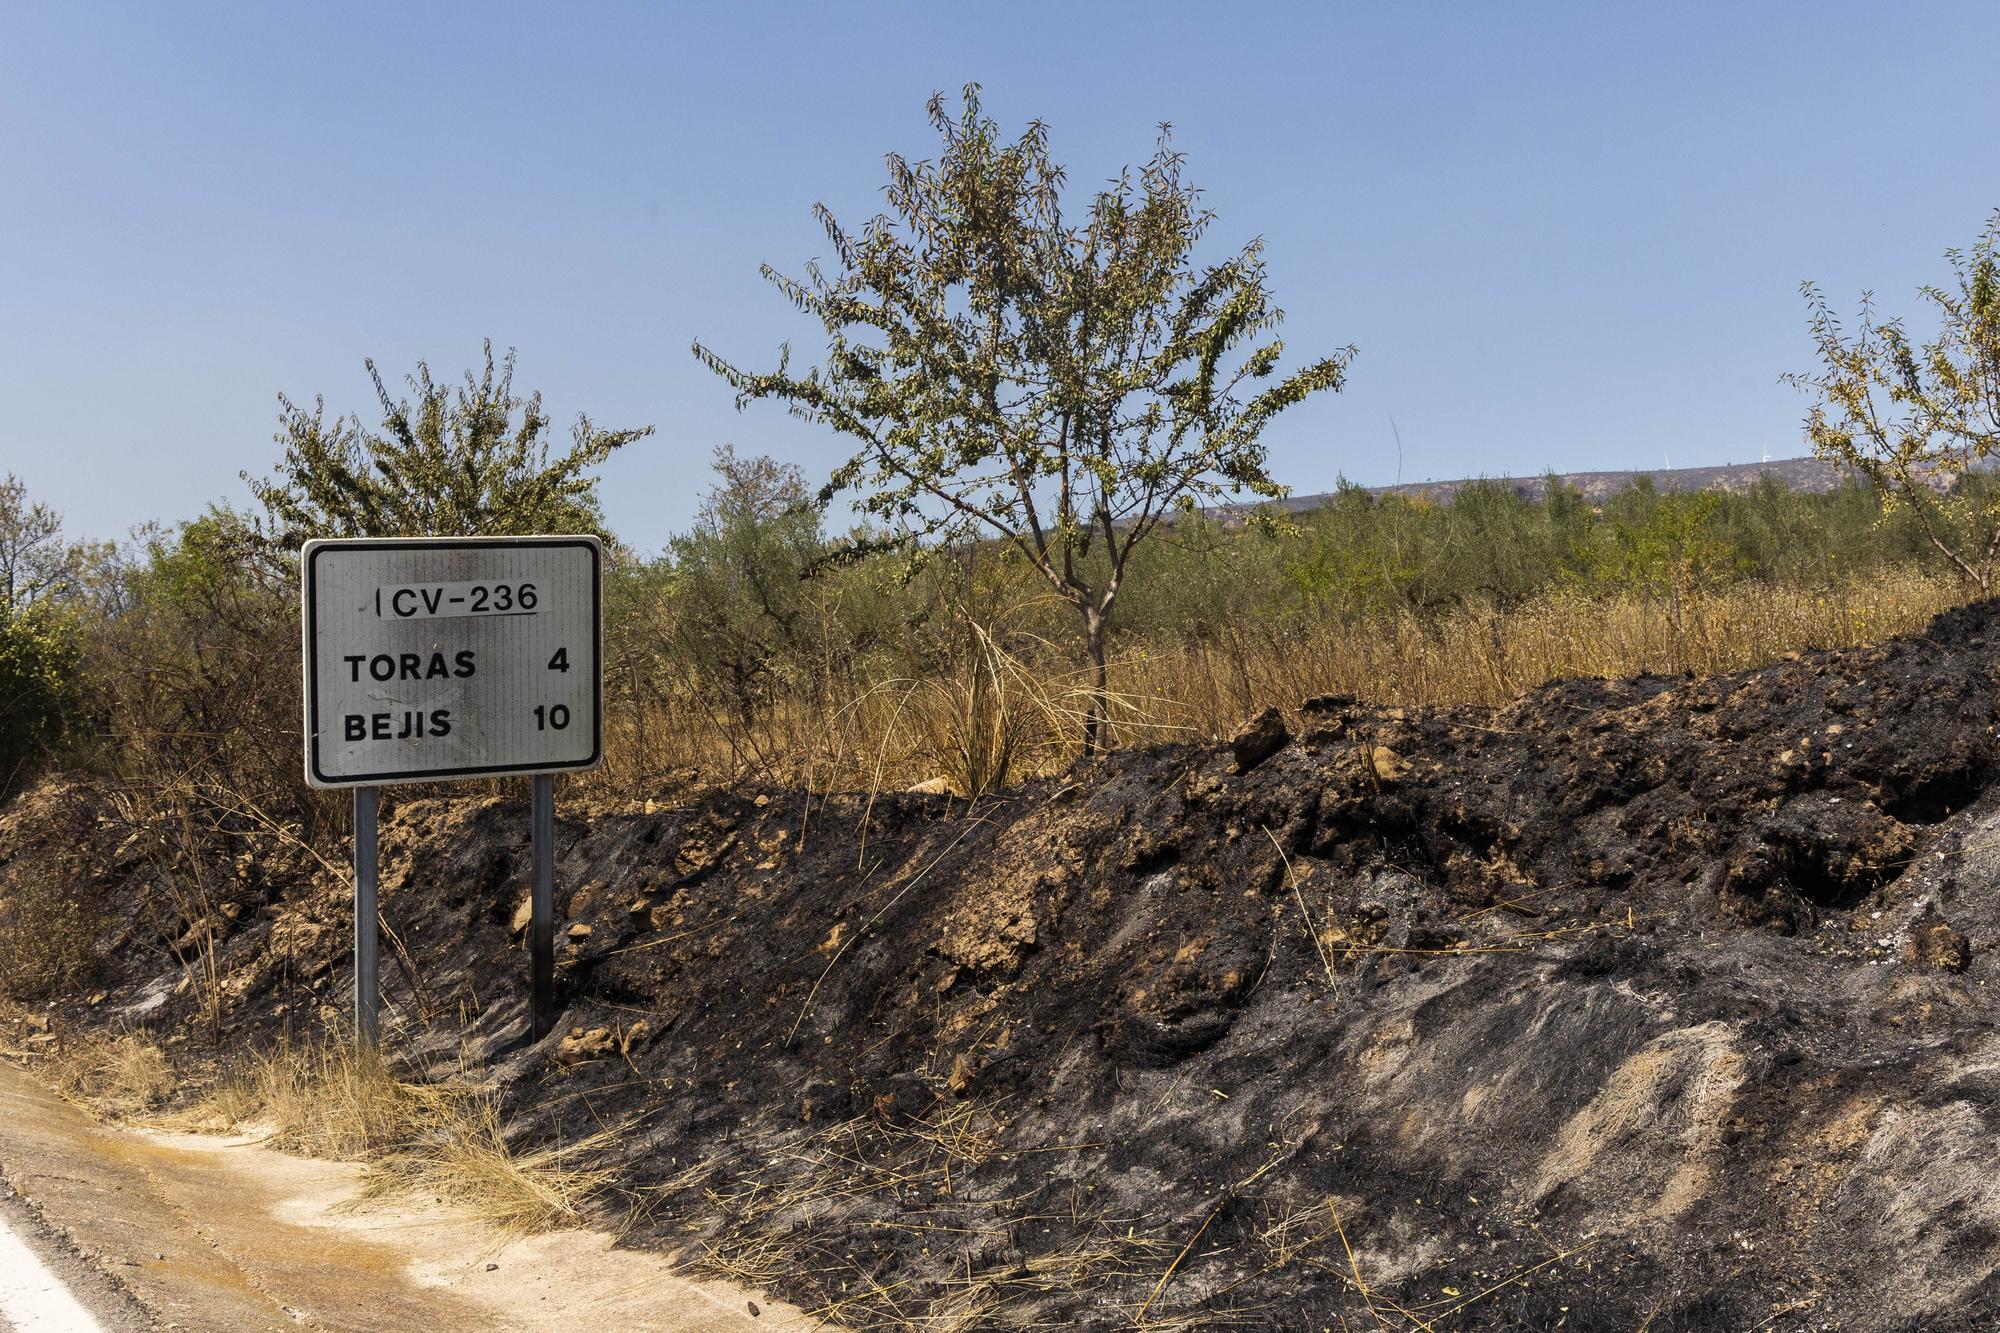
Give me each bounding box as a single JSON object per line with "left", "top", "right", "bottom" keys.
{"left": 11, "top": 600, "right": 2000, "bottom": 1328}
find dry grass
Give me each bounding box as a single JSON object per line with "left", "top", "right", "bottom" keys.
{"left": 190, "top": 1040, "right": 613, "bottom": 1233}
{"left": 578, "top": 569, "right": 1967, "bottom": 801}
{"left": 363, "top": 1095, "right": 618, "bottom": 1234}
{"left": 45, "top": 1032, "right": 175, "bottom": 1118}
{"left": 28, "top": 1030, "right": 610, "bottom": 1237}
{"left": 1117, "top": 567, "right": 1962, "bottom": 728}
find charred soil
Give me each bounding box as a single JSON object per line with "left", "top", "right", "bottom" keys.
{"left": 14, "top": 602, "right": 2000, "bottom": 1328}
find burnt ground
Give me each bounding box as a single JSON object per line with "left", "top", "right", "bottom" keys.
{"left": 13, "top": 602, "right": 2000, "bottom": 1328}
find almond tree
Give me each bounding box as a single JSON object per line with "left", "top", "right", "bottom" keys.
{"left": 695, "top": 87, "right": 1352, "bottom": 751}
{"left": 1790, "top": 210, "right": 2000, "bottom": 590}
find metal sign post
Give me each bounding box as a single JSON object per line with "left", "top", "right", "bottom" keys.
{"left": 530, "top": 773, "right": 556, "bottom": 1039}
{"left": 353, "top": 786, "right": 380, "bottom": 1048}
{"left": 301, "top": 537, "right": 603, "bottom": 1049}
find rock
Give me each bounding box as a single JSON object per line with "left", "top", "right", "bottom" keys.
{"left": 798, "top": 1077, "right": 849, "bottom": 1122}
{"left": 747, "top": 1299, "right": 761, "bottom": 1317}
{"left": 566, "top": 922, "right": 593, "bottom": 941}
{"left": 907, "top": 776, "right": 955, "bottom": 796}
{"left": 870, "top": 1072, "right": 929, "bottom": 1123}
{"left": 1369, "top": 745, "right": 1407, "bottom": 783}
{"left": 510, "top": 894, "right": 533, "bottom": 935}
{"left": 621, "top": 1019, "right": 652, "bottom": 1053}
{"left": 568, "top": 879, "right": 609, "bottom": 917}
{"left": 947, "top": 1051, "right": 982, "bottom": 1095}
{"left": 1906, "top": 912, "right": 1972, "bottom": 973}
{"left": 555, "top": 1025, "right": 619, "bottom": 1064}
{"left": 485, "top": 1262, "right": 499, "bottom": 1272}
{"left": 1231, "top": 707, "right": 1290, "bottom": 774}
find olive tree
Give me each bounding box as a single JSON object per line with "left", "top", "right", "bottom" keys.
{"left": 668, "top": 445, "right": 829, "bottom": 729}
{"left": 248, "top": 340, "right": 652, "bottom": 544}
{"left": 1790, "top": 210, "right": 2000, "bottom": 590}
{"left": 695, "top": 87, "right": 1352, "bottom": 751}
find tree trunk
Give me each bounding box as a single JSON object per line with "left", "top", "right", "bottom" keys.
{"left": 1082, "top": 610, "right": 1109, "bottom": 756}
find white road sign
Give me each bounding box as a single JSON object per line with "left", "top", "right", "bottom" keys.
{"left": 302, "top": 536, "right": 602, "bottom": 787}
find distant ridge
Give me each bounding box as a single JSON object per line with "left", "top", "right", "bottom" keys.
{"left": 1272, "top": 455, "right": 1844, "bottom": 512}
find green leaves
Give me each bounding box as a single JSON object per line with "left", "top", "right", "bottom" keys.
{"left": 1791, "top": 210, "right": 2000, "bottom": 590}
{"left": 247, "top": 341, "right": 653, "bottom": 546}
{"left": 664, "top": 447, "right": 831, "bottom": 723}
{"left": 0, "top": 601, "right": 85, "bottom": 797}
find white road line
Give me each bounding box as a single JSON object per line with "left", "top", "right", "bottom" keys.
{"left": 0, "top": 1213, "right": 101, "bottom": 1333}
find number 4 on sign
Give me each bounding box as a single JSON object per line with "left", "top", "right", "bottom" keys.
{"left": 548, "top": 647, "right": 569, "bottom": 672}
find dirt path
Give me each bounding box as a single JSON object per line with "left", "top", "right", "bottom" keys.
{"left": 0, "top": 1062, "right": 811, "bottom": 1332}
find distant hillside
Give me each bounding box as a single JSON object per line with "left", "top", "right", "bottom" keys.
{"left": 1271, "top": 455, "right": 1846, "bottom": 512}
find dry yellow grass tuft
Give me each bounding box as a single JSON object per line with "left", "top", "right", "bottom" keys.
{"left": 364, "top": 1094, "right": 617, "bottom": 1234}
{"left": 46, "top": 1032, "right": 175, "bottom": 1119}
{"left": 194, "top": 1040, "right": 611, "bottom": 1234}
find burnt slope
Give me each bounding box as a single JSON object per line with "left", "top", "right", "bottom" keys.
{"left": 13, "top": 601, "right": 2000, "bottom": 1328}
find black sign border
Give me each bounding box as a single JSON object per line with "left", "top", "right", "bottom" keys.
{"left": 304, "top": 536, "right": 603, "bottom": 787}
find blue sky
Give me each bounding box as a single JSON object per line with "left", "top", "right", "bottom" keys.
{"left": 3, "top": 2, "right": 1997, "bottom": 552}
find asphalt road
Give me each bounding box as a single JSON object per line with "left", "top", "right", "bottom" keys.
{"left": 0, "top": 1182, "right": 146, "bottom": 1333}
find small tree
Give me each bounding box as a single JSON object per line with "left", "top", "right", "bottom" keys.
{"left": 0, "top": 603, "right": 85, "bottom": 797}
{"left": 1790, "top": 210, "right": 2000, "bottom": 590}
{"left": 0, "top": 473, "right": 79, "bottom": 614}
{"left": 695, "top": 87, "right": 1352, "bottom": 751}
{"left": 248, "top": 340, "right": 652, "bottom": 544}
{"left": 669, "top": 446, "right": 829, "bottom": 729}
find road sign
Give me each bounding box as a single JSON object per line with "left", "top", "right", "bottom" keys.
{"left": 301, "top": 536, "right": 602, "bottom": 788}
{"left": 302, "top": 535, "right": 601, "bottom": 1047}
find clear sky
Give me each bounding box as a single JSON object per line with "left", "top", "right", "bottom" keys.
{"left": 3, "top": 2, "right": 1997, "bottom": 552}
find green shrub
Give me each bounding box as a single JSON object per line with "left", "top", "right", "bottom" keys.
{"left": 0, "top": 604, "right": 86, "bottom": 798}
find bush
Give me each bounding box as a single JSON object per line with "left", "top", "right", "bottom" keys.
{"left": 0, "top": 780, "right": 107, "bottom": 1000}
{"left": 0, "top": 604, "right": 86, "bottom": 798}
{"left": 87, "top": 510, "right": 324, "bottom": 838}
